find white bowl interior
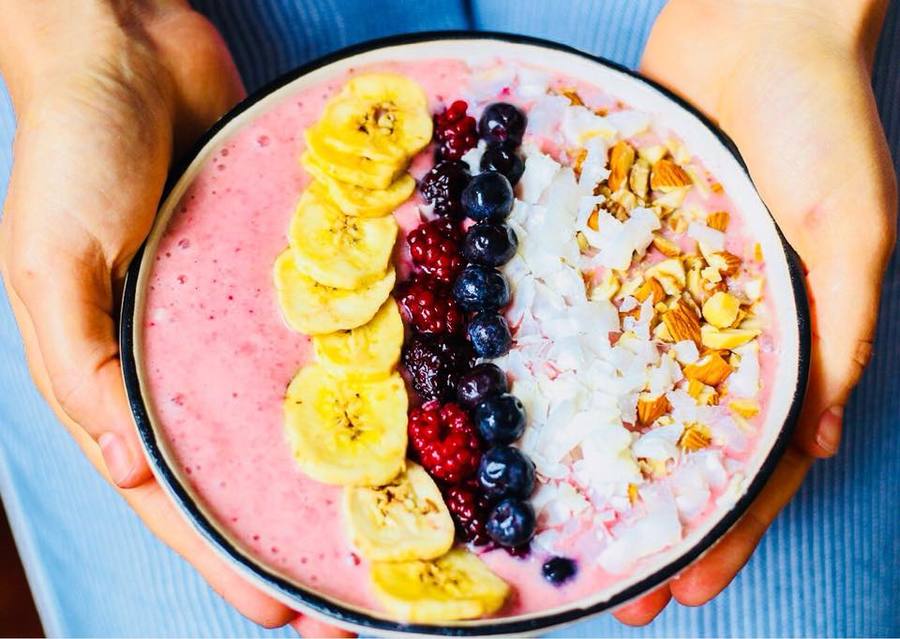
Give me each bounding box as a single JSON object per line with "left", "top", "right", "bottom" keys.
{"left": 129, "top": 37, "right": 803, "bottom": 633}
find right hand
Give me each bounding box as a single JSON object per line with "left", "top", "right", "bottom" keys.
{"left": 0, "top": 2, "right": 350, "bottom": 635}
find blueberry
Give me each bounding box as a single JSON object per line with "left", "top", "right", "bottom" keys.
{"left": 478, "top": 102, "right": 527, "bottom": 146}
{"left": 486, "top": 498, "right": 535, "bottom": 547}
{"left": 478, "top": 446, "right": 535, "bottom": 499}
{"left": 467, "top": 312, "right": 512, "bottom": 359}
{"left": 461, "top": 172, "right": 514, "bottom": 223}
{"left": 474, "top": 393, "right": 526, "bottom": 444}
{"left": 480, "top": 143, "right": 525, "bottom": 185}
{"left": 452, "top": 265, "right": 510, "bottom": 312}
{"left": 457, "top": 363, "right": 508, "bottom": 408}
{"left": 541, "top": 557, "right": 578, "bottom": 586}
{"left": 462, "top": 223, "right": 518, "bottom": 267}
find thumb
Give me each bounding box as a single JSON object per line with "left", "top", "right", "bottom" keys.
{"left": 8, "top": 242, "right": 153, "bottom": 488}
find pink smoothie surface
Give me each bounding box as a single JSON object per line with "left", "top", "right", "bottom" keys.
{"left": 141, "top": 58, "right": 778, "bottom": 619}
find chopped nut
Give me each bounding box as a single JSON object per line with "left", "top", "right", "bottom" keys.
{"left": 590, "top": 270, "right": 620, "bottom": 301}
{"left": 575, "top": 231, "right": 590, "bottom": 252}
{"left": 653, "top": 320, "right": 673, "bottom": 342}
{"left": 653, "top": 187, "right": 690, "bottom": 209}
{"left": 638, "top": 144, "right": 667, "bottom": 165}
{"left": 618, "top": 274, "right": 643, "bottom": 299}
{"left": 610, "top": 188, "right": 638, "bottom": 212}
{"left": 663, "top": 299, "right": 701, "bottom": 345}
{"left": 571, "top": 148, "right": 588, "bottom": 177}
{"left": 684, "top": 351, "right": 733, "bottom": 386}
{"left": 701, "top": 324, "right": 761, "bottom": 350}
{"left": 650, "top": 159, "right": 693, "bottom": 192}
{"left": 559, "top": 87, "right": 584, "bottom": 106}
{"left": 634, "top": 278, "right": 666, "bottom": 305}
{"left": 686, "top": 265, "right": 706, "bottom": 304}
{"left": 652, "top": 234, "right": 681, "bottom": 257}
{"left": 730, "top": 308, "right": 748, "bottom": 328}
{"left": 638, "top": 457, "right": 669, "bottom": 479}
{"left": 646, "top": 258, "right": 686, "bottom": 295}
{"left": 707, "top": 251, "right": 742, "bottom": 276}
{"left": 700, "top": 265, "right": 723, "bottom": 284}
{"left": 744, "top": 277, "right": 764, "bottom": 301}
{"left": 711, "top": 182, "right": 724, "bottom": 194}
{"left": 637, "top": 393, "right": 671, "bottom": 426}
{"left": 629, "top": 158, "right": 651, "bottom": 199}
{"left": 706, "top": 211, "right": 730, "bottom": 232}
{"left": 702, "top": 291, "right": 741, "bottom": 328}
{"left": 729, "top": 399, "right": 760, "bottom": 418}
{"left": 679, "top": 423, "right": 712, "bottom": 452}
{"left": 628, "top": 483, "right": 640, "bottom": 504}
{"left": 608, "top": 141, "right": 636, "bottom": 192}
{"left": 687, "top": 379, "right": 719, "bottom": 405}
{"left": 667, "top": 212, "right": 689, "bottom": 234}
{"left": 753, "top": 242, "right": 764, "bottom": 262}
{"left": 587, "top": 208, "right": 600, "bottom": 231}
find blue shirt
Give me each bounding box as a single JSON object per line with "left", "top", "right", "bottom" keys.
{"left": 0, "top": 1, "right": 898, "bottom": 636}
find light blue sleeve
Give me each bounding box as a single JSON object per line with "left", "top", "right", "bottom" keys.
{"left": 0, "top": 1, "right": 897, "bottom": 637}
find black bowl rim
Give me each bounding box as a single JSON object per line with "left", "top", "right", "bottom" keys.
{"left": 119, "top": 30, "right": 811, "bottom": 636}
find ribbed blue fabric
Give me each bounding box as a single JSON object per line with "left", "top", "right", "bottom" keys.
{"left": 0, "top": 1, "right": 897, "bottom": 636}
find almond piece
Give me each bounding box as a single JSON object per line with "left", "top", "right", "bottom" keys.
{"left": 706, "top": 211, "right": 730, "bottom": 232}
{"left": 627, "top": 483, "right": 641, "bottom": 504}
{"left": 663, "top": 299, "right": 701, "bottom": 346}
{"left": 653, "top": 187, "right": 690, "bottom": 209}
{"left": 702, "top": 291, "right": 741, "bottom": 328}
{"left": 650, "top": 159, "right": 693, "bottom": 192}
{"left": 653, "top": 320, "right": 673, "bottom": 342}
{"left": 753, "top": 242, "right": 764, "bottom": 262}
{"left": 744, "top": 277, "right": 765, "bottom": 302}
{"left": 575, "top": 231, "right": 590, "bottom": 252}
{"left": 571, "top": 147, "right": 588, "bottom": 178}
{"left": 560, "top": 87, "right": 585, "bottom": 106}
{"left": 637, "top": 393, "right": 671, "bottom": 426}
{"left": 587, "top": 207, "right": 601, "bottom": 231}
{"left": 679, "top": 423, "right": 712, "bottom": 452}
{"left": 701, "top": 324, "right": 761, "bottom": 350}
{"left": 629, "top": 158, "right": 651, "bottom": 200}
{"left": 652, "top": 234, "right": 681, "bottom": 257}
{"left": 687, "top": 379, "right": 719, "bottom": 406}
{"left": 729, "top": 399, "right": 760, "bottom": 418}
{"left": 707, "top": 251, "right": 742, "bottom": 277}
{"left": 590, "top": 270, "right": 620, "bottom": 301}
{"left": 608, "top": 141, "right": 635, "bottom": 192}
{"left": 634, "top": 278, "right": 666, "bottom": 305}
{"left": 646, "top": 258, "right": 686, "bottom": 295}
{"left": 638, "top": 144, "right": 667, "bottom": 165}
{"left": 711, "top": 182, "right": 724, "bottom": 194}
{"left": 684, "top": 351, "right": 733, "bottom": 386}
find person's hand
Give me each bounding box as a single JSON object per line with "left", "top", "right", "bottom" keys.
{"left": 0, "top": 2, "right": 351, "bottom": 635}
{"left": 615, "top": 0, "right": 897, "bottom": 624}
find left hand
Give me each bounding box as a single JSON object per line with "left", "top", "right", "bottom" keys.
{"left": 617, "top": 0, "right": 897, "bottom": 624}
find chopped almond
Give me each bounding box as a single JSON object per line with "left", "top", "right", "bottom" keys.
{"left": 627, "top": 483, "right": 640, "bottom": 504}
{"left": 638, "top": 144, "right": 667, "bottom": 165}
{"left": 702, "top": 291, "right": 741, "bottom": 328}
{"left": 684, "top": 351, "right": 733, "bottom": 386}
{"left": 559, "top": 87, "right": 584, "bottom": 106}
{"left": 652, "top": 234, "right": 681, "bottom": 257}
{"left": 711, "top": 182, "right": 724, "bottom": 194}
{"left": 575, "top": 231, "right": 590, "bottom": 252}
{"left": 729, "top": 399, "right": 760, "bottom": 418}
{"left": 687, "top": 379, "right": 719, "bottom": 406}
{"left": 753, "top": 242, "right": 764, "bottom": 262}
{"left": 650, "top": 159, "right": 693, "bottom": 192}
{"left": 571, "top": 147, "right": 588, "bottom": 178}
{"left": 590, "top": 270, "right": 620, "bottom": 301}
{"left": 706, "top": 211, "right": 730, "bottom": 231}
{"left": 646, "top": 258, "right": 686, "bottom": 295}
{"left": 707, "top": 251, "right": 742, "bottom": 276}
{"left": 587, "top": 208, "right": 600, "bottom": 231}
{"left": 637, "top": 393, "right": 671, "bottom": 426}
{"left": 629, "top": 158, "right": 651, "bottom": 199}
{"left": 634, "top": 278, "right": 666, "bottom": 305}
{"left": 608, "top": 141, "right": 636, "bottom": 192}
{"left": 701, "top": 324, "right": 761, "bottom": 350}
{"left": 663, "top": 299, "right": 701, "bottom": 346}
{"left": 679, "top": 423, "right": 712, "bottom": 452}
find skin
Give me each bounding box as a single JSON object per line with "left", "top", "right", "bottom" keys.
{"left": 0, "top": 0, "right": 894, "bottom": 634}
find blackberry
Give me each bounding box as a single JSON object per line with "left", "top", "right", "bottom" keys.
{"left": 402, "top": 335, "right": 475, "bottom": 402}
{"left": 420, "top": 160, "right": 470, "bottom": 218}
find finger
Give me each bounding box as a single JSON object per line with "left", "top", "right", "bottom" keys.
{"left": 292, "top": 615, "right": 356, "bottom": 638}
{"left": 613, "top": 584, "right": 672, "bottom": 626}
{"left": 670, "top": 447, "right": 813, "bottom": 606}
{"left": 2, "top": 277, "right": 296, "bottom": 629}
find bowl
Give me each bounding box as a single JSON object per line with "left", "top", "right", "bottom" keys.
{"left": 120, "top": 32, "right": 810, "bottom": 636}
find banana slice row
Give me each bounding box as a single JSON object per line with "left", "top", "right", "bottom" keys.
{"left": 276, "top": 74, "right": 511, "bottom": 621}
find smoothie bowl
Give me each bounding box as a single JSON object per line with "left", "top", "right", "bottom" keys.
{"left": 121, "top": 33, "right": 810, "bottom": 635}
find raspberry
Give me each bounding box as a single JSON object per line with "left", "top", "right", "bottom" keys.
{"left": 398, "top": 276, "right": 463, "bottom": 336}
{"left": 409, "top": 401, "right": 482, "bottom": 484}
{"left": 434, "top": 100, "right": 478, "bottom": 161}
{"left": 407, "top": 218, "right": 463, "bottom": 284}
{"left": 444, "top": 485, "right": 491, "bottom": 546}
{"left": 420, "top": 160, "right": 470, "bottom": 219}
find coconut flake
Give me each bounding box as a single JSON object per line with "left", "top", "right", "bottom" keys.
{"left": 519, "top": 149, "right": 561, "bottom": 203}
{"left": 688, "top": 221, "right": 726, "bottom": 252}
{"left": 460, "top": 139, "right": 486, "bottom": 174}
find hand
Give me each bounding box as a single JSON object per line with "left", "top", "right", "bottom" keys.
{"left": 0, "top": 2, "right": 351, "bottom": 635}
{"left": 616, "top": 0, "right": 897, "bottom": 624}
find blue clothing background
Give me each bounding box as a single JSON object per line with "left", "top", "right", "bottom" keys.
{"left": 0, "top": 1, "right": 898, "bottom": 636}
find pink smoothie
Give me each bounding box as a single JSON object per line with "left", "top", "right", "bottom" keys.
{"left": 142, "top": 58, "right": 779, "bottom": 619}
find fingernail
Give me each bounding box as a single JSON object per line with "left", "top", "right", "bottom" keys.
{"left": 99, "top": 432, "right": 135, "bottom": 485}
{"left": 816, "top": 405, "right": 843, "bottom": 456}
